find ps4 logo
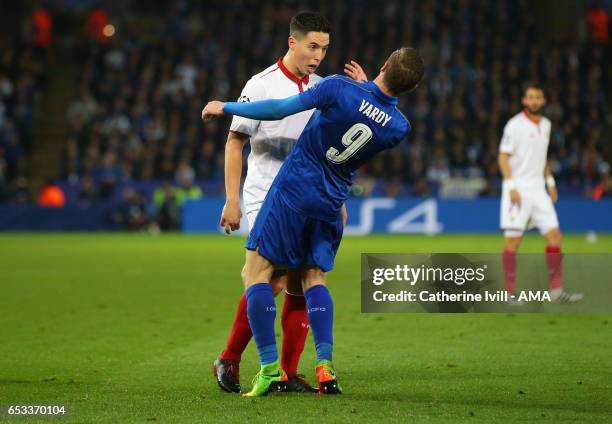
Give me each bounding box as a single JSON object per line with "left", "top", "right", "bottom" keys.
{"left": 344, "top": 198, "right": 443, "bottom": 235}
{"left": 220, "top": 198, "right": 444, "bottom": 236}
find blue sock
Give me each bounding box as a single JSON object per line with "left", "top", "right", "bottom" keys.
{"left": 304, "top": 284, "right": 334, "bottom": 362}
{"left": 245, "top": 283, "right": 278, "bottom": 366}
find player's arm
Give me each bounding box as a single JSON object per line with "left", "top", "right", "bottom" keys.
{"left": 498, "top": 152, "right": 520, "bottom": 206}
{"left": 203, "top": 94, "right": 310, "bottom": 122}
{"left": 498, "top": 123, "right": 520, "bottom": 206}
{"left": 544, "top": 162, "right": 558, "bottom": 203}
{"left": 203, "top": 76, "right": 340, "bottom": 122}
{"left": 220, "top": 131, "right": 249, "bottom": 233}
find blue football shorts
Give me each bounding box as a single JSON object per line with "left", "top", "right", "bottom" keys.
{"left": 245, "top": 186, "right": 343, "bottom": 272}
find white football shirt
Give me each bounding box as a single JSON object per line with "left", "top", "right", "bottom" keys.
{"left": 230, "top": 59, "right": 322, "bottom": 212}
{"left": 499, "top": 111, "right": 551, "bottom": 189}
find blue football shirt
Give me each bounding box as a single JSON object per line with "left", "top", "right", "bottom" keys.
{"left": 270, "top": 75, "right": 411, "bottom": 220}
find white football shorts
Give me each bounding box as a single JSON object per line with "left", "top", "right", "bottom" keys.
{"left": 500, "top": 186, "right": 559, "bottom": 237}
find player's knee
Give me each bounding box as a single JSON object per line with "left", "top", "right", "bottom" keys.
{"left": 270, "top": 271, "right": 287, "bottom": 296}
{"left": 302, "top": 280, "right": 328, "bottom": 294}
{"left": 301, "top": 267, "right": 326, "bottom": 291}
{"left": 504, "top": 237, "right": 521, "bottom": 252}
{"left": 270, "top": 280, "right": 285, "bottom": 296}
{"left": 546, "top": 229, "right": 562, "bottom": 246}
{"left": 244, "top": 249, "right": 275, "bottom": 286}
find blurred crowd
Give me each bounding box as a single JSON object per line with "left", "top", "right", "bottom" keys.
{"left": 0, "top": 37, "right": 42, "bottom": 203}
{"left": 2, "top": 0, "right": 612, "bottom": 215}
{"left": 61, "top": 0, "right": 611, "bottom": 204}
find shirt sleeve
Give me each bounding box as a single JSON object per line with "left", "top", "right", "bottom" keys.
{"left": 223, "top": 95, "right": 309, "bottom": 121}
{"left": 499, "top": 122, "right": 515, "bottom": 154}
{"left": 298, "top": 75, "right": 342, "bottom": 110}
{"left": 229, "top": 78, "right": 266, "bottom": 136}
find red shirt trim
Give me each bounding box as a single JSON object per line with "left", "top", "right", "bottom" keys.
{"left": 522, "top": 110, "right": 542, "bottom": 134}
{"left": 522, "top": 110, "right": 542, "bottom": 124}
{"left": 276, "top": 58, "right": 309, "bottom": 92}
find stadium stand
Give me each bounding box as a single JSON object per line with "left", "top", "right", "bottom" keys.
{"left": 1, "top": 0, "right": 611, "bottom": 208}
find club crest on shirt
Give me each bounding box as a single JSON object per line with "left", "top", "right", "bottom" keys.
{"left": 238, "top": 95, "right": 250, "bottom": 103}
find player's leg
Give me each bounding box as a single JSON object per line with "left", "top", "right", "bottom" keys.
{"left": 543, "top": 227, "right": 563, "bottom": 292}
{"left": 280, "top": 269, "right": 316, "bottom": 392}
{"left": 301, "top": 272, "right": 331, "bottom": 363}
{"left": 212, "top": 264, "right": 250, "bottom": 393}
{"left": 213, "top": 265, "right": 287, "bottom": 393}
{"left": 213, "top": 203, "right": 287, "bottom": 393}
{"left": 301, "top": 214, "right": 344, "bottom": 394}
{"left": 502, "top": 233, "right": 522, "bottom": 298}
{"left": 242, "top": 248, "right": 289, "bottom": 396}
{"left": 301, "top": 269, "right": 340, "bottom": 394}
{"left": 535, "top": 200, "right": 583, "bottom": 302}
{"left": 500, "top": 186, "right": 531, "bottom": 302}
{"left": 241, "top": 187, "right": 311, "bottom": 395}
{"left": 219, "top": 265, "right": 252, "bottom": 362}
{"left": 213, "top": 207, "right": 261, "bottom": 393}
{"left": 282, "top": 273, "right": 308, "bottom": 378}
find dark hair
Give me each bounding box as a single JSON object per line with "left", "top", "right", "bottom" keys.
{"left": 289, "top": 11, "right": 331, "bottom": 38}
{"left": 382, "top": 47, "right": 424, "bottom": 96}
{"left": 521, "top": 81, "right": 545, "bottom": 97}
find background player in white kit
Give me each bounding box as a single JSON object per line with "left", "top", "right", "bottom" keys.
{"left": 212, "top": 11, "right": 366, "bottom": 393}
{"left": 498, "top": 82, "right": 583, "bottom": 304}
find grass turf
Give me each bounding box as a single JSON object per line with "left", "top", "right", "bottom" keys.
{"left": 1, "top": 233, "right": 611, "bottom": 423}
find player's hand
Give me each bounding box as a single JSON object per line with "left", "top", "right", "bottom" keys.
{"left": 510, "top": 189, "right": 521, "bottom": 207}
{"left": 341, "top": 203, "right": 348, "bottom": 226}
{"left": 202, "top": 101, "right": 225, "bottom": 122}
{"left": 344, "top": 60, "right": 368, "bottom": 82}
{"left": 548, "top": 186, "right": 558, "bottom": 203}
{"left": 220, "top": 199, "right": 242, "bottom": 234}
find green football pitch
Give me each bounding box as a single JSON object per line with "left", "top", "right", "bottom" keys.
{"left": 1, "top": 233, "right": 611, "bottom": 423}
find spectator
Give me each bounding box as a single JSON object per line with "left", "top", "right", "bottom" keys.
{"left": 77, "top": 175, "right": 98, "bottom": 207}
{"left": 66, "top": 85, "right": 99, "bottom": 124}
{"left": 153, "top": 181, "right": 181, "bottom": 230}
{"left": 7, "top": 177, "right": 31, "bottom": 206}
{"left": 112, "top": 188, "right": 147, "bottom": 230}
{"left": 175, "top": 159, "right": 202, "bottom": 205}
{"left": 94, "top": 152, "right": 121, "bottom": 199}
{"left": 61, "top": 138, "right": 81, "bottom": 183}
{"left": 52, "top": 0, "right": 611, "bottom": 202}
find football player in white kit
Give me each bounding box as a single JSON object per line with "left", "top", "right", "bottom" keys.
{"left": 498, "top": 82, "right": 583, "bottom": 304}
{"left": 212, "top": 11, "right": 366, "bottom": 393}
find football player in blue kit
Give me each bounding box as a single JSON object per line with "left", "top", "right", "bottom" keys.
{"left": 202, "top": 47, "right": 424, "bottom": 396}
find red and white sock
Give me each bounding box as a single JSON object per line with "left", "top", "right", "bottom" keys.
{"left": 502, "top": 249, "right": 517, "bottom": 294}
{"left": 545, "top": 245, "right": 563, "bottom": 290}
{"left": 280, "top": 291, "right": 309, "bottom": 377}
{"left": 220, "top": 293, "right": 252, "bottom": 362}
